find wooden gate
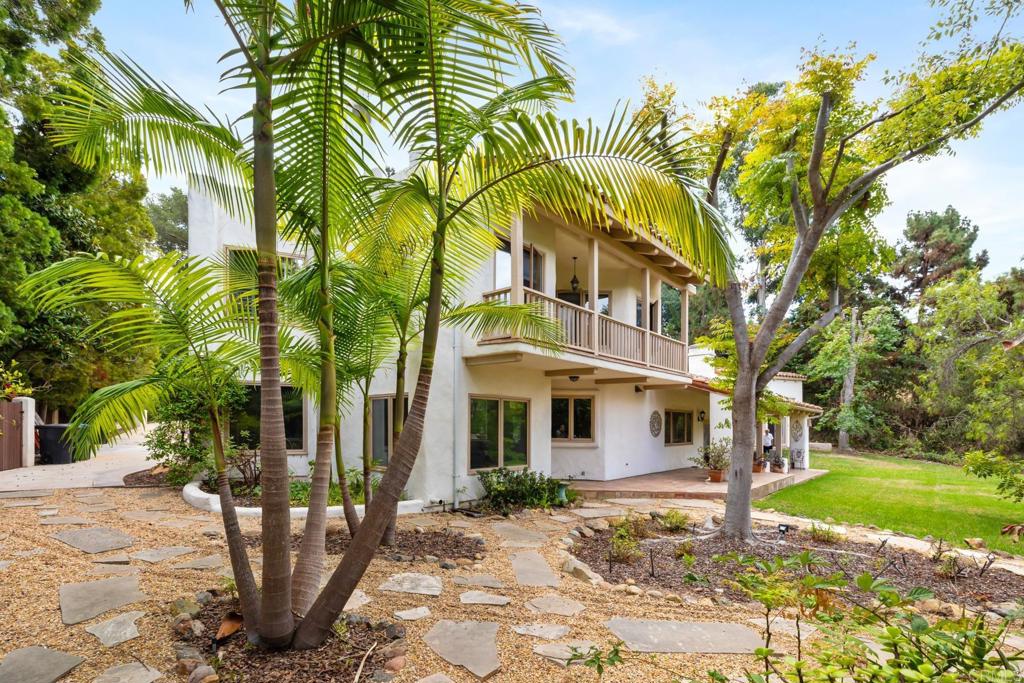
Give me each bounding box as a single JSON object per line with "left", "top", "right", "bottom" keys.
{"left": 0, "top": 400, "right": 24, "bottom": 471}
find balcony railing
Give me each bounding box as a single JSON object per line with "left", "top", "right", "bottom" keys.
{"left": 480, "top": 287, "right": 688, "bottom": 374}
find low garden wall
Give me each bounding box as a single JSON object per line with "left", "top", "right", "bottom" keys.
{"left": 182, "top": 482, "right": 425, "bottom": 519}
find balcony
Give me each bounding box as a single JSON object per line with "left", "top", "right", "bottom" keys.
{"left": 481, "top": 286, "right": 688, "bottom": 374}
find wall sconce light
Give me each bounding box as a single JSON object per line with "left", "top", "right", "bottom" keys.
{"left": 568, "top": 375, "right": 580, "bottom": 383}
{"left": 698, "top": 410, "right": 706, "bottom": 423}
{"left": 570, "top": 256, "right": 580, "bottom": 293}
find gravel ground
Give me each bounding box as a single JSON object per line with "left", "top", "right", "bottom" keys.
{"left": 0, "top": 490, "right": 803, "bottom": 683}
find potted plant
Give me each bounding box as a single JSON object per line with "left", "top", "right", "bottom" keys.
{"left": 699, "top": 437, "right": 731, "bottom": 483}
{"left": 752, "top": 453, "right": 765, "bottom": 473}
{"left": 770, "top": 451, "right": 786, "bottom": 473}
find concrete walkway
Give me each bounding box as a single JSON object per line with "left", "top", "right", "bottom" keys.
{"left": 0, "top": 442, "right": 153, "bottom": 492}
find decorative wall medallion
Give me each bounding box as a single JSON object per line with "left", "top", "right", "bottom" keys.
{"left": 649, "top": 410, "right": 662, "bottom": 438}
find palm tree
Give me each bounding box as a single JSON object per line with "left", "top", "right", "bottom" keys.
{"left": 22, "top": 253, "right": 266, "bottom": 634}
{"left": 291, "top": 3, "right": 732, "bottom": 646}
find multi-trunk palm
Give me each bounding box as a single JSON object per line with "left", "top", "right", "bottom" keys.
{"left": 44, "top": 0, "right": 732, "bottom": 649}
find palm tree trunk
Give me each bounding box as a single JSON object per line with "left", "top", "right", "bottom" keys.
{"left": 334, "top": 422, "right": 361, "bottom": 535}
{"left": 251, "top": 53, "right": 293, "bottom": 645}
{"left": 382, "top": 345, "right": 408, "bottom": 546}
{"left": 292, "top": 225, "right": 449, "bottom": 649}
{"left": 361, "top": 384, "right": 373, "bottom": 506}
{"left": 209, "top": 408, "right": 261, "bottom": 636}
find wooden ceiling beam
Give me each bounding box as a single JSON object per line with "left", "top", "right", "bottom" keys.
{"left": 544, "top": 367, "right": 597, "bottom": 377}
{"left": 594, "top": 376, "right": 650, "bottom": 385}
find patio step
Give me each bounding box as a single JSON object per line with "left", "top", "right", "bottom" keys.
{"left": 572, "top": 469, "right": 827, "bottom": 502}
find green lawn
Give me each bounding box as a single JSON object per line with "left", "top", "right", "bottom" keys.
{"left": 754, "top": 452, "right": 1024, "bottom": 557}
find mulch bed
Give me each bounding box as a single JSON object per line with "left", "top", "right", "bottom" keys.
{"left": 122, "top": 466, "right": 173, "bottom": 487}
{"left": 243, "top": 527, "right": 484, "bottom": 560}
{"left": 188, "top": 599, "right": 393, "bottom": 683}
{"left": 572, "top": 522, "right": 1024, "bottom": 609}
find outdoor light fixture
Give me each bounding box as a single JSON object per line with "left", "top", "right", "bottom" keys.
{"left": 570, "top": 256, "right": 580, "bottom": 293}
{"left": 568, "top": 375, "right": 580, "bottom": 383}
{"left": 698, "top": 410, "right": 706, "bottom": 422}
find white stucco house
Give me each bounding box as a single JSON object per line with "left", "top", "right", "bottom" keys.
{"left": 188, "top": 190, "right": 821, "bottom": 508}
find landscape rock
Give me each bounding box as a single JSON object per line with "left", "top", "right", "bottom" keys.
{"left": 379, "top": 572, "right": 443, "bottom": 596}
{"left": 459, "top": 590, "right": 511, "bottom": 606}
{"left": 395, "top": 606, "right": 431, "bottom": 621}
{"left": 453, "top": 574, "right": 503, "bottom": 589}
{"left": 172, "top": 597, "right": 202, "bottom": 618}
{"left": 344, "top": 588, "right": 372, "bottom": 611}
{"left": 583, "top": 518, "right": 609, "bottom": 531}
{"left": 533, "top": 640, "right": 596, "bottom": 667}
{"left": 423, "top": 620, "right": 501, "bottom": 679}
{"left": 188, "top": 665, "right": 217, "bottom": 683}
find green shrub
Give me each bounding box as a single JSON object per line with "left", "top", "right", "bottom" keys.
{"left": 611, "top": 512, "right": 653, "bottom": 539}
{"left": 809, "top": 523, "right": 841, "bottom": 544}
{"left": 608, "top": 525, "right": 642, "bottom": 563}
{"left": 658, "top": 509, "right": 690, "bottom": 532}
{"left": 476, "top": 467, "right": 562, "bottom": 513}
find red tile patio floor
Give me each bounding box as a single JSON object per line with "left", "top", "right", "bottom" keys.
{"left": 570, "top": 467, "right": 827, "bottom": 501}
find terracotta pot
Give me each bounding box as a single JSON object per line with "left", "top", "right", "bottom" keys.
{"left": 707, "top": 469, "right": 725, "bottom": 483}
{"left": 770, "top": 464, "right": 784, "bottom": 473}
{"left": 752, "top": 463, "right": 764, "bottom": 473}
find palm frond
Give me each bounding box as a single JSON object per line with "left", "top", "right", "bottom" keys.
{"left": 442, "top": 300, "right": 564, "bottom": 351}
{"left": 67, "top": 377, "right": 166, "bottom": 459}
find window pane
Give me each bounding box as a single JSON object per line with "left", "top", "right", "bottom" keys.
{"left": 371, "top": 398, "right": 389, "bottom": 465}
{"left": 522, "top": 247, "right": 533, "bottom": 289}
{"left": 572, "top": 398, "right": 593, "bottom": 440}
{"left": 532, "top": 250, "right": 544, "bottom": 289}
{"left": 231, "top": 385, "right": 304, "bottom": 451}
{"left": 495, "top": 241, "right": 511, "bottom": 289}
{"left": 598, "top": 293, "right": 610, "bottom": 316}
{"left": 551, "top": 398, "right": 570, "bottom": 439}
{"left": 470, "top": 398, "right": 499, "bottom": 470}
{"left": 230, "top": 385, "right": 261, "bottom": 450}
{"left": 684, "top": 412, "right": 693, "bottom": 443}
{"left": 282, "top": 387, "right": 304, "bottom": 450}
{"left": 503, "top": 400, "right": 528, "bottom": 467}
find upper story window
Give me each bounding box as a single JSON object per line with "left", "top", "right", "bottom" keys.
{"left": 551, "top": 396, "right": 594, "bottom": 441}
{"left": 557, "top": 290, "right": 610, "bottom": 315}
{"left": 664, "top": 410, "right": 693, "bottom": 446}
{"left": 495, "top": 240, "right": 544, "bottom": 290}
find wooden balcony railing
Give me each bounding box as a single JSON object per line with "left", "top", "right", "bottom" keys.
{"left": 479, "top": 287, "right": 687, "bottom": 374}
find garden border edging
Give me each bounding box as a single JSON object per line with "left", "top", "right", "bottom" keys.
{"left": 182, "top": 482, "right": 424, "bottom": 519}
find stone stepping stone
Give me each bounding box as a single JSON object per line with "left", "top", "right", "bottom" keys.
{"left": 130, "top": 546, "right": 195, "bottom": 563}
{"left": 0, "top": 646, "right": 84, "bottom": 683}
{"left": 459, "top": 590, "right": 510, "bottom": 606}
{"left": 395, "top": 606, "right": 430, "bottom": 621}
{"left": 604, "top": 618, "right": 763, "bottom": 654}
{"left": 51, "top": 527, "right": 134, "bottom": 554}
{"left": 453, "top": 574, "right": 504, "bottom": 589}
{"left": 423, "top": 620, "right": 500, "bottom": 679}
{"left": 510, "top": 551, "right": 559, "bottom": 588}
{"left": 491, "top": 522, "right": 546, "bottom": 548}
{"left": 172, "top": 554, "right": 223, "bottom": 570}
{"left": 513, "top": 623, "right": 570, "bottom": 640}
{"left": 59, "top": 575, "right": 146, "bottom": 625}
{"left": 0, "top": 561, "right": 11, "bottom": 571}
{"left": 3, "top": 499, "right": 46, "bottom": 508}
{"left": 155, "top": 519, "right": 192, "bottom": 529}
{"left": 13, "top": 547, "right": 45, "bottom": 557}
{"left": 570, "top": 507, "right": 623, "bottom": 519}
{"left": 37, "top": 509, "right": 59, "bottom": 517}
{"left": 525, "top": 594, "right": 585, "bottom": 617}
{"left": 379, "top": 572, "right": 443, "bottom": 596}
{"left": 40, "top": 516, "right": 92, "bottom": 525}
{"left": 93, "top": 554, "right": 131, "bottom": 565}
{"left": 746, "top": 617, "right": 817, "bottom": 638}
{"left": 533, "top": 640, "right": 595, "bottom": 667}
{"left": 85, "top": 610, "right": 146, "bottom": 647}
{"left": 550, "top": 514, "right": 575, "bottom": 523}
{"left": 0, "top": 489, "right": 52, "bottom": 499}
{"left": 121, "top": 511, "right": 168, "bottom": 523}
{"left": 415, "top": 675, "right": 455, "bottom": 683}
{"left": 93, "top": 662, "right": 162, "bottom": 683}
{"left": 533, "top": 520, "right": 564, "bottom": 532}
{"left": 79, "top": 503, "right": 118, "bottom": 513}
{"left": 343, "top": 589, "right": 372, "bottom": 611}
{"left": 448, "top": 520, "right": 472, "bottom": 529}
{"left": 89, "top": 565, "right": 140, "bottom": 577}
{"left": 75, "top": 495, "right": 106, "bottom": 505}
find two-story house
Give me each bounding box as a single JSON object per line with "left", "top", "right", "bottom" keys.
{"left": 188, "top": 190, "right": 821, "bottom": 507}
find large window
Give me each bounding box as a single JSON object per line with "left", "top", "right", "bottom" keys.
{"left": 495, "top": 240, "right": 544, "bottom": 290}
{"left": 557, "top": 290, "right": 611, "bottom": 315}
{"left": 469, "top": 396, "right": 529, "bottom": 471}
{"left": 664, "top": 410, "right": 693, "bottom": 446}
{"left": 551, "top": 396, "right": 593, "bottom": 441}
{"left": 231, "top": 385, "right": 305, "bottom": 451}
{"left": 369, "top": 395, "right": 408, "bottom": 467}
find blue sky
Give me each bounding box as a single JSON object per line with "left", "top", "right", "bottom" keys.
{"left": 93, "top": 0, "right": 1023, "bottom": 276}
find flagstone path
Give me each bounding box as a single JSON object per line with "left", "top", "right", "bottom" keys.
{"left": 0, "top": 646, "right": 84, "bottom": 683}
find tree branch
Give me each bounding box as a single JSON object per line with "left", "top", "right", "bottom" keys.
{"left": 807, "top": 92, "right": 832, "bottom": 205}
{"left": 829, "top": 73, "right": 1024, "bottom": 222}
{"left": 706, "top": 130, "right": 733, "bottom": 207}
{"left": 756, "top": 295, "right": 842, "bottom": 393}
{"left": 725, "top": 280, "right": 750, "bottom": 369}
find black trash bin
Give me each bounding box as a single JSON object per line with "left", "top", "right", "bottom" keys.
{"left": 37, "top": 424, "right": 74, "bottom": 465}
